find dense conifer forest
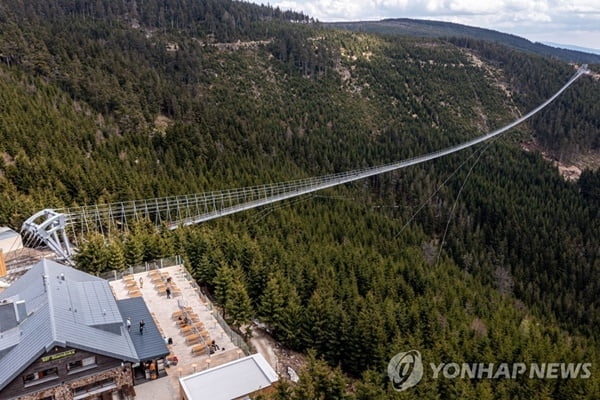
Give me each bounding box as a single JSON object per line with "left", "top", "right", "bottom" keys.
{"left": 327, "top": 18, "right": 600, "bottom": 64}
{"left": 0, "top": 1, "right": 599, "bottom": 398}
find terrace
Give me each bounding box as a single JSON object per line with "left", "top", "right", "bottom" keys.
{"left": 109, "top": 264, "right": 247, "bottom": 399}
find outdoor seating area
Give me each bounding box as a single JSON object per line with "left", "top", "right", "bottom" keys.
{"left": 149, "top": 269, "right": 182, "bottom": 298}
{"left": 123, "top": 274, "right": 142, "bottom": 297}
{"left": 173, "top": 309, "right": 212, "bottom": 356}
{"left": 108, "top": 264, "right": 247, "bottom": 399}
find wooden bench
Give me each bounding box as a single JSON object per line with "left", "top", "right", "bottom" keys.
{"left": 172, "top": 310, "right": 184, "bottom": 320}
{"left": 180, "top": 326, "right": 194, "bottom": 336}
{"left": 128, "top": 289, "right": 142, "bottom": 297}
{"left": 191, "top": 344, "right": 207, "bottom": 356}
{"left": 186, "top": 334, "right": 202, "bottom": 345}
{"left": 176, "top": 319, "right": 191, "bottom": 328}
{"left": 156, "top": 285, "right": 169, "bottom": 295}
{"left": 192, "top": 322, "right": 204, "bottom": 330}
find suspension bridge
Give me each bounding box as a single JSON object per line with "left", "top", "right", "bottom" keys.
{"left": 20, "top": 65, "right": 591, "bottom": 262}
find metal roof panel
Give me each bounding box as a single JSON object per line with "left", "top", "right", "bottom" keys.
{"left": 116, "top": 297, "right": 169, "bottom": 361}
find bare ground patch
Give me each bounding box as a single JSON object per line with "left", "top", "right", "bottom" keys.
{"left": 250, "top": 325, "right": 306, "bottom": 381}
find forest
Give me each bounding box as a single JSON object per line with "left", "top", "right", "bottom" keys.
{"left": 327, "top": 18, "right": 600, "bottom": 64}
{"left": 0, "top": 1, "right": 599, "bottom": 398}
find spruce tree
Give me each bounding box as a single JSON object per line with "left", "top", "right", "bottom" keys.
{"left": 225, "top": 279, "right": 254, "bottom": 332}
{"left": 107, "top": 239, "right": 126, "bottom": 271}
{"left": 258, "top": 274, "right": 286, "bottom": 332}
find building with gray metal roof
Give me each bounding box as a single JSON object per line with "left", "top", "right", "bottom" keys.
{"left": 0, "top": 259, "right": 168, "bottom": 399}
{"left": 116, "top": 297, "right": 169, "bottom": 362}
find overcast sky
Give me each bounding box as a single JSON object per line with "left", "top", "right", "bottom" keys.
{"left": 258, "top": 0, "right": 600, "bottom": 51}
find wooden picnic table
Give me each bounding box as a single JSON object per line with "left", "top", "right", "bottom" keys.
{"left": 180, "top": 326, "right": 195, "bottom": 336}
{"left": 192, "top": 322, "right": 204, "bottom": 330}
{"left": 172, "top": 310, "right": 184, "bottom": 320}
{"left": 186, "top": 334, "right": 202, "bottom": 345}
{"left": 189, "top": 314, "right": 201, "bottom": 323}
{"left": 191, "top": 344, "right": 207, "bottom": 355}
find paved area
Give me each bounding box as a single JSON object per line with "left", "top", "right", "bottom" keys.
{"left": 110, "top": 265, "right": 241, "bottom": 399}
{"left": 133, "top": 348, "right": 242, "bottom": 399}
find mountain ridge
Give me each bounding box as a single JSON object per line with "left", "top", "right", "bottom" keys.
{"left": 326, "top": 18, "right": 600, "bottom": 64}
{"left": 542, "top": 41, "right": 600, "bottom": 56}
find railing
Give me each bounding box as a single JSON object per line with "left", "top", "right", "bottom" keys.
{"left": 176, "top": 263, "right": 252, "bottom": 356}
{"left": 98, "top": 255, "right": 183, "bottom": 281}
{"left": 212, "top": 309, "right": 253, "bottom": 356}
{"left": 100, "top": 255, "right": 252, "bottom": 356}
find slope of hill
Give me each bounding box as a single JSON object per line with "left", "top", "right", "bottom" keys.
{"left": 327, "top": 18, "right": 600, "bottom": 64}
{"left": 0, "top": 2, "right": 599, "bottom": 398}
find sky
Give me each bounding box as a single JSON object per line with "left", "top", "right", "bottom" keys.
{"left": 257, "top": 0, "right": 600, "bottom": 51}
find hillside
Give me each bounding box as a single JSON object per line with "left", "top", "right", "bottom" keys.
{"left": 326, "top": 18, "right": 600, "bottom": 64}
{"left": 0, "top": 1, "right": 599, "bottom": 398}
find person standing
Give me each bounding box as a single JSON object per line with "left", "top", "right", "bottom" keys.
{"left": 139, "top": 319, "right": 145, "bottom": 335}
{"left": 139, "top": 276, "right": 143, "bottom": 288}
{"left": 166, "top": 286, "right": 171, "bottom": 299}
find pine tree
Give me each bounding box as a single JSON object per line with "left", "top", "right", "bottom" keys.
{"left": 107, "top": 239, "right": 126, "bottom": 271}
{"left": 277, "top": 283, "right": 304, "bottom": 350}
{"left": 225, "top": 279, "right": 254, "bottom": 332}
{"left": 258, "top": 274, "right": 286, "bottom": 332}
{"left": 292, "top": 351, "right": 351, "bottom": 400}
{"left": 124, "top": 235, "right": 144, "bottom": 267}
{"left": 355, "top": 370, "right": 388, "bottom": 400}
{"left": 214, "top": 264, "right": 235, "bottom": 315}
{"left": 74, "top": 233, "right": 109, "bottom": 274}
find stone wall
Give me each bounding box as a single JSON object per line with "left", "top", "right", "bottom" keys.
{"left": 16, "top": 365, "right": 134, "bottom": 400}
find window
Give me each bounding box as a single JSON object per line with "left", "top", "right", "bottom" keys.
{"left": 73, "top": 378, "right": 116, "bottom": 399}
{"left": 23, "top": 367, "right": 59, "bottom": 387}
{"left": 67, "top": 356, "right": 97, "bottom": 373}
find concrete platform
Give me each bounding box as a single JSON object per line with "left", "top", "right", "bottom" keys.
{"left": 110, "top": 265, "right": 241, "bottom": 399}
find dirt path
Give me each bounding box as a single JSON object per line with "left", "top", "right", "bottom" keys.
{"left": 251, "top": 327, "right": 279, "bottom": 369}
{"left": 250, "top": 326, "right": 305, "bottom": 379}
